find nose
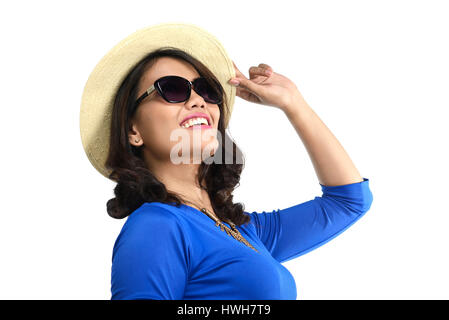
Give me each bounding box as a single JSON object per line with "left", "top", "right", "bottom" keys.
{"left": 186, "top": 86, "right": 207, "bottom": 109}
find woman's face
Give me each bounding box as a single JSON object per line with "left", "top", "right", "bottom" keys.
{"left": 129, "top": 57, "right": 221, "bottom": 166}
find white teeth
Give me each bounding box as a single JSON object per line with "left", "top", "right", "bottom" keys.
{"left": 182, "top": 117, "right": 209, "bottom": 128}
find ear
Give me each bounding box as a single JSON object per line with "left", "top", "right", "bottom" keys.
{"left": 128, "top": 122, "right": 143, "bottom": 147}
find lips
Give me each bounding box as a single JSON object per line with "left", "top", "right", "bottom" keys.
{"left": 179, "top": 112, "right": 211, "bottom": 127}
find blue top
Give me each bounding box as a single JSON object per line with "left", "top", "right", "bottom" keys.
{"left": 111, "top": 177, "right": 373, "bottom": 300}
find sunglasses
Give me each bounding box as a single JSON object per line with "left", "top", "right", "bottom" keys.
{"left": 134, "top": 75, "right": 223, "bottom": 109}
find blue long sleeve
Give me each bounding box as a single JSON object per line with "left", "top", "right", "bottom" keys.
{"left": 249, "top": 177, "right": 373, "bottom": 263}
{"left": 111, "top": 177, "right": 373, "bottom": 300}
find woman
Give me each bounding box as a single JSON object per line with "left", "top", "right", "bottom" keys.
{"left": 80, "top": 23, "right": 373, "bottom": 300}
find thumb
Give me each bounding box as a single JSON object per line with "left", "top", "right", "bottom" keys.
{"left": 230, "top": 76, "right": 264, "bottom": 96}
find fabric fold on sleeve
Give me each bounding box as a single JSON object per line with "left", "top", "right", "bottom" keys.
{"left": 249, "top": 177, "right": 373, "bottom": 263}
{"left": 111, "top": 204, "right": 190, "bottom": 300}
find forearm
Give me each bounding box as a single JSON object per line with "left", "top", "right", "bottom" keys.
{"left": 283, "top": 93, "right": 363, "bottom": 187}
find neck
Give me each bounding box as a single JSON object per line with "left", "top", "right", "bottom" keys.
{"left": 143, "top": 152, "right": 211, "bottom": 206}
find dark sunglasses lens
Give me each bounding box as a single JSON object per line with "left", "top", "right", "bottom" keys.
{"left": 158, "top": 76, "right": 190, "bottom": 102}
{"left": 194, "top": 78, "right": 222, "bottom": 104}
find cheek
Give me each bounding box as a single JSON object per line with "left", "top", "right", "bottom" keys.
{"left": 140, "top": 108, "right": 179, "bottom": 153}
{"left": 210, "top": 106, "right": 221, "bottom": 127}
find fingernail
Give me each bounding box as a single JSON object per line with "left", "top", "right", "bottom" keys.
{"left": 229, "top": 79, "right": 240, "bottom": 86}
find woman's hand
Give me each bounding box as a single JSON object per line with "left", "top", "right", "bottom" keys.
{"left": 228, "top": 61, "right": 305, "bottom": 113}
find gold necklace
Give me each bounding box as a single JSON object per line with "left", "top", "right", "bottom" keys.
{"left": 184, "top": 200, "right": 259, "bottom": 253}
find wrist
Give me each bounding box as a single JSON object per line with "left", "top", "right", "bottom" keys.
{"left": 282, "top": 91, "right": 309, "bottom": 118}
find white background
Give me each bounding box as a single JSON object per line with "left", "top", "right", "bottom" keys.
{"left": 1, "top": 0, "right": 448, "bottom": 299}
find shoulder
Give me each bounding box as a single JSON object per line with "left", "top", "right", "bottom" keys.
{"left": 114, "top": 202, "right": 190, "bottom": 249}
{"left": 127, "top": 202, "right": 183, "bottom": 225}
{"left": 130, "top": 202, "right": 195, "bottom": 230}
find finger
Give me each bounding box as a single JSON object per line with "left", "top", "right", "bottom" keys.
{"left": 233, "top": 74, "right": 265, "bottom": 97}
{"left": 258, "top": 63, "right": 273, "bottom": 71}
{"left": 249, "top": 66, "right": 272, "bottom": 79}
{"left": 236, "top": 86, "right": 261, "bottom": 104}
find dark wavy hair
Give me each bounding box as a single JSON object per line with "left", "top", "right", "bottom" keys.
{"left": 104, "top": 47, "right": 251, "bottom": 227}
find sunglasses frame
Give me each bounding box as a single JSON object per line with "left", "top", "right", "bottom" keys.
{"left": 133, "top": 75, "right": 223, "bottom": 109}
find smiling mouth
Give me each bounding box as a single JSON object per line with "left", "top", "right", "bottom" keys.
{"left": 180, "top": 117, "right": 211, "bottom": 129}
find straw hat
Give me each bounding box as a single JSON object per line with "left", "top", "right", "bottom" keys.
{"left": 79, "top": 22, "right": 236, "bottom": 180}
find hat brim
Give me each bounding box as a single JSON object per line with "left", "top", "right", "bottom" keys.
{"left": 80, "top": 22, "right": 236, "bottom": 181}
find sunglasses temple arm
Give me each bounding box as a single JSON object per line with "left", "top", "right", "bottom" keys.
{"left": 134, "top": 84, "right": 156, "bottom": 107}
{"left": 146, "top": 84, "right": 156, "bottom": 96}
